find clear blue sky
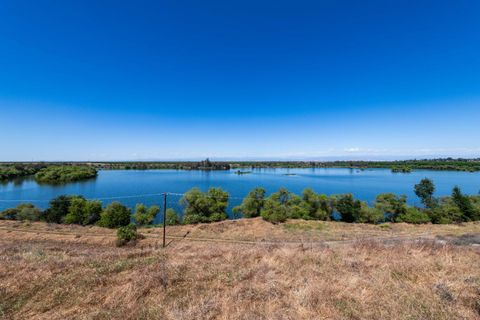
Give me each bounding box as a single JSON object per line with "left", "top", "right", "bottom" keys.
{"left": 1, "top": 0, "right": 479, "bottom": 161}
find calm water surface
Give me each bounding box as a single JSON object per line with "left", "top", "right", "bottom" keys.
{"left": 1, "top": 168, "right": 479, "bottom": 218}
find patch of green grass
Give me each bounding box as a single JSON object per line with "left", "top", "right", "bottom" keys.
{"left": 23, "top": 249, "right": 47, "bottom": 262}
{"left": 92, "top": 259, "right": 136, "bottom": 275}
{"left": 379, "top": 224, "right": 392, "bottom": 229}
{"left": 283, "top": 222, "right": 326, "bottom": 232}
{"left": 333, "top": 297, "right": 359, "bottom": 318}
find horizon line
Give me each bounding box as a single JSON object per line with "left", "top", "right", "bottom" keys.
{"left": 2, "top": 155, "right": 480, "bottom": 163}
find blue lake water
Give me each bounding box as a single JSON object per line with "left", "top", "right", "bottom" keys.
{"left": 1, "top": 168, "right": 479, "bottom": 219}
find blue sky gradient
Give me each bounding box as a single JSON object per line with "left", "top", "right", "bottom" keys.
{"left": 1, "top": 0, "right": 479, "bottom": 161}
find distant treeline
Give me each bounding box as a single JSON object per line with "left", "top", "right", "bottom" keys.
{"left": 76, "top": 158, "right": 480, "bottom": 171}
{"left": 229, "top": 158, "right": 480, "bottom": 172}
{"left": 2, "top": 179, "right": 479, "bottom": 229}
{"left": 1, "top": 158, "right": 480, "bottom": 183}
{"left": 94, "top": 158, "right": 232, "bottom": 170}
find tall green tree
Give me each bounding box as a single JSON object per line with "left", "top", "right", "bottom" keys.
{"left": 43, "top": 195, "right": 73, "bottom": 223}
{"left": 429, "top": 197, "right": 463, "bottom": 224}
{"left": 301, "top": 188, "right": 330, "bottom": 220}
{"left": 165, "top": 208, "right": 181, "bottom": 225}
{"left": 374, "top": 193, "right": 407, "bottom": 222}
{"left": 414, "top": 178, "right": 436, "bottom": 208}
{"left": 84, "top": 200, "right": 102, "bottom": 225}
{"left": 233, "top": 187, "right": 266, "bottom": 218}
{"left": 396, "top": 207, "right": 431, "bottom": 224}
{"left": 181, "top": 187, "right": 229, "bottom": 224}
{"left": 64, "top": 197, "right": 102, "bottom": 225}
{"left": 260, "top": 188, "right": 309, "bottom": 222}
{"left": 452, "top": 186, "right": 479, "bottom": 221}
{"left": 357, "top": 203, "right": 384, "bottom": 224}
{"left": 261, "top": 198, "right": 288, "bottom": 223}
{"left": 64, "top": 196, "right": 88, "bottom": 224}
{"left": 335, "top": 194, "right": 362, "bottom": 223}
{"left": 98, "top": 202, "right": 131, "bottom": 228}
{"left": 133, "top": 204, "right": 160, "bottom": 225}
{"left": 11, "top": 203, "right": 41, "bottom": 221}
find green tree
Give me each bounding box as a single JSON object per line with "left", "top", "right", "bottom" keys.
{"left": 335, "top": 194, "right": 362, "bottom": 223}
{"left": 301, "top": 188, "right": 330, "bottom": 220}
{"left": 84, "top": 200, "right": 102, "bottom": 225}
{"left": 374, "top": 193, "right": 407, "bottom": 222}
{"left": 165, "top": 208, "right": 181, "bottom": 225}
{"left": 414, "top": 178, "right": 436, "bottom": 208}
{"left": 133, "top": 204, "right": 160, "bottom": 226}
{"left": 471, "top": 195, "right": 480, "bottom": 214}
{"left": 181, "top": 187, "right": 229, "bottom": 224}
{"left": 287, "top": 196, "right": 311, "bottom": 220}
{"left": 357, "top": 203, "right": 384, "bottom": 224}
{"left": 260, "top": 188, "right": 302, "bottom": 223}
{"left": 396, "top": 207, "right": 431, "bottom": 224}
{"left": 0, "top": 208, "right": 18, "bottom": 220}
{"left": 451, "top": 186, "right": 479, "bottom": 221}
{"left": 257, "top": 188, "right": 315, "bottom": 221}
{"left": 64, "top": 197, "right": 102, "bottom": 225}
{"left": 64, "top": 196, "right": 88, "bottom": 224}
{"left": 98, "top": 202, "right": 131, "bottom": 228}
{"left": 14, "top": 203, "right": 41, "bottom": 221}
{"left": 270, "top": 188, "right": 291, "bottom": 205}
{"left": 233, "top": 187, "right": 266, "bottom": 218}
{"left": 260, "top": 198, "right": 288, "bottom": 223}
{"left": 43, "top": 195, "right": 73, "bottom": 223}
{"left": 428, "top": 197, "right": 463, "bottom": 224}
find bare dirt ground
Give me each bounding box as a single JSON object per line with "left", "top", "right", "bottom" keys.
{"left": 0, "top": 219, "right": 479, "bottom": 319}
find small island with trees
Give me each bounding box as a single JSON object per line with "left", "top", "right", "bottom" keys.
{"left": 0, "top": 164, "right": 98, "bottom": 184}
{"left": 34, "top": 166, "right": 98, "bottom": 184}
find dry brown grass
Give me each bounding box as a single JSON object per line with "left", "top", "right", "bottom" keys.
{"left": 2, "top": 219, "right": 479, "bottom": 244}
{"left": 0, "top": 220, "right": 479, "bottom": 319}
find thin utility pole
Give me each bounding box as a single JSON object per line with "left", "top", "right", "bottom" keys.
{"left": 163, "top": 192, "right": 167, "bottom": 248}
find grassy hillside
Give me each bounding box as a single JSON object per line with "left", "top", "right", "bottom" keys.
{"left": 0, "top": 219, "right": 479, "bottom": 319}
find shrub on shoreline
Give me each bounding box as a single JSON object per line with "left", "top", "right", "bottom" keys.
{"left": 1, "top": 179, "right": 479, "bottom": 228}
{"left": 233, "top": 187, "right": 266, "bottom": 218}
{"left": 133, "top": 204, "right": 160, "bottom": 226}
{"left": 64, "top": 197, "right": 102, "bottom": 225}
{"left": 0, "top": 203, "right": 42, "bottom": 221}
{"left": 165, "top": 208, "right": 181, "bottom": 225}
{"left": 180, "top": 187, "right": 229, "bottom": 223}
{"left": 97, "top": 202, "right": 131, "bottom": 228}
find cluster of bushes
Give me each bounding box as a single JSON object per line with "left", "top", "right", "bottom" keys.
{"left": 0, "top": 195, "right": 180, "bottom": 247}
{"left": 180, "top": 187, "right": 229, "bottom": 223}
{"left": 0, "top": 203, "right": 42, "bottom": 221}
{"left": 1, "top": 179, "right": 479, "bottom": 231}
{"left": 0, "top": 195, "right": 177, "bottom": 228}
{"left": 173, "top": 180, "right": 480, "bottom": 225}
{"left": 232, "top": 179, "right": 480, "bottom": 224}
{"left": 34, "top": 165, "right": 98, "bottom": 184}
